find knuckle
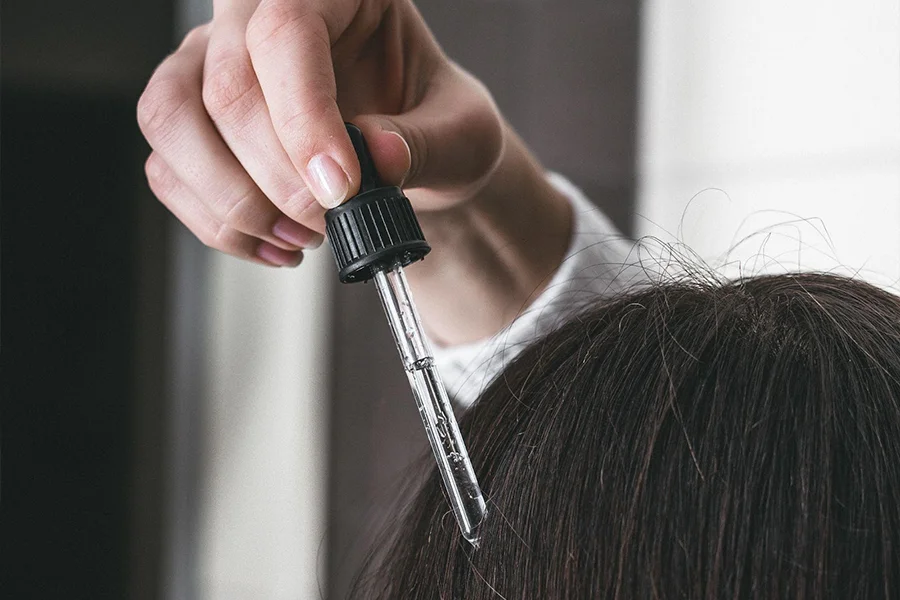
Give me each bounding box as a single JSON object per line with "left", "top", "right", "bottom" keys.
{"left": 246, "top": 1, "right": 304, "bottom": 54}
{"left": 144, "top": 153, "right": 163, "bottom": 182}
{"left": 209, "top": 221, "right": 235, "bottom": 250}
{"left": 216, "top": 187, "right": 263, "bottom": 234}
{"left": 202, "top": 56, "right": 259, "bottom": 122}
{"left": 280, "top": 186, "right": 319, "bottom": 222}
{"left": 183, "top": 23, "right": 210, "bottom": 45}
{"left": 137, "top": 77, "right": 193, "bottom": 142}
{"left": 144, "top": 154, "right": 175, "bottom": 198}
{"left": 198, "top": 219, "right": 228, "bottom": 250}
{"left": 207, "top": 222, "right": 253, "bottom": 258}
{"left": 278, "top": 92, "right": 334, "bottom": 147}
{"left": 279, "top": 103, "right": 317, "bottom": 142}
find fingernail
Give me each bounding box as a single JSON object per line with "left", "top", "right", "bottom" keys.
{"left": 384, "top": 131, "right": 412, "bottom": 185}
{"left": 273, "top": 215, "right": 324, "bottom": 249}
{"left": 306, "top": 153, "right": 349, "bottom": 209}
{"left": 256, "top": 242, "right": 303, "bottom": 267}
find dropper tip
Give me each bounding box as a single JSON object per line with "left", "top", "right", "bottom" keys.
{"left": 345, "top": 122, "right": 381, "bottom": 193}
{"left": 463, "top": 531, "right": 482, "bottom": 550}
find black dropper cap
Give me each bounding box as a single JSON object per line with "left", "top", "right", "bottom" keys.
{"left": 324, "top": 124, "right": 430, "bottom": 283}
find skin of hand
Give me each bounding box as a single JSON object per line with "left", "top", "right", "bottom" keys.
{"left": 138, "top": 0, "right": 571, "bottom": 345}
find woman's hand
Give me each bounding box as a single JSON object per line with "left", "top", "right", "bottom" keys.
{"left": 138, "top": 0, "right": 571, "bottom": 344}
{"left": 138, "top": 0, "right": 504, "bottom": 267}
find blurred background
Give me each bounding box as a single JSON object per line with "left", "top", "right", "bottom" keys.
{"left": 2, "top": 0, "right": 898, "bottom": 598}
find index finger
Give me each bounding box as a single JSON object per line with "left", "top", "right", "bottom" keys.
{"left": 245, "top": 0, "right": 359, "bottom": 209}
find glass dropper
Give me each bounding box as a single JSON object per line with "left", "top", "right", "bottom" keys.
{"left": 324, "top": 124, "right": 488, "bottom": 547}
{"left": 373, "top": 265, "right": 487, "bottom": 546}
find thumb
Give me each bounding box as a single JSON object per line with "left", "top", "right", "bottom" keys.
{"left": 352, "top": 66, "right": 504, "bottom": 202}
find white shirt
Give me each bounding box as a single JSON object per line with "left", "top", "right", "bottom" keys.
{"left": 433, "top": 173, "right": 645, "bottom": 409}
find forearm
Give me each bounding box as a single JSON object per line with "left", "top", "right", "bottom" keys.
{"left": 406, "top": 120, "right": 573, "bottom": 346}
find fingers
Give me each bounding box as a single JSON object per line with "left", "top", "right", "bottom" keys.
{"left": 351, "top": 64, "right": 504, "bottom": 205}
{"left": 145, "top": 153, "right": 303, "bottom": 267}
{"left": 246, "top": 0, "right": 360, "bottom": 208}
{"left": 142, "top": 0, "right": 496, "bottom": 261}
{"left": 204, "top": 14, "right": 328, "bottom": 231}
{"left": 137, "top": 24, "right": 323, "bottom": 253}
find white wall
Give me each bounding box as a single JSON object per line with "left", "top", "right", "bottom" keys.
{"left": 168, "top": 1, "right": 333, "bottom": 598}
{"left": 199, "top": 254, "right": 331, "bottom": 599}
{"left": 638, "top": 0, "right": 900, "bottom": 285}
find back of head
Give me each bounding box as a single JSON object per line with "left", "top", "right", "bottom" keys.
{"left": 354, "top": 273, "right": 900, "bottom": 599}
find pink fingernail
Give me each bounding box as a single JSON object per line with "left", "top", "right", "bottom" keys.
{"left": 256, "top": 242, "right": 303, "bottom": 267}
{"left": 306, "top": 153, "right": 349, "bottom": 209}
{"left": 273, "top": 215, "right": 324, "bottom": 249}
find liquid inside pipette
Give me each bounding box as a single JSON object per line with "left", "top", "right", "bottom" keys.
{"left": 373, "top": 266, "right": 487, "bottom": 546}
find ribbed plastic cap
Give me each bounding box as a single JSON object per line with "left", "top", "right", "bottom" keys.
{"left": 324, "top": 124, "right": 430, "bottom": 283}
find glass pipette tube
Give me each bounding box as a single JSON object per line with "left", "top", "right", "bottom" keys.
{"left": 373, "top": 265, "right": 487, "bottom": 547}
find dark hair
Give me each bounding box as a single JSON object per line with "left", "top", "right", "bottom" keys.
{"left": 352, "top": 273, "right": 900, "bottom": 598}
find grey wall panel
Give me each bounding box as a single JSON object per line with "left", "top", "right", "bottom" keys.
{"left": 421, "top": 0, "right": 640, "bottom": 233}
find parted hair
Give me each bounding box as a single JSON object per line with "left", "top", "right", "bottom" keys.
{"left": 352, "top": 273, "right": 900, "bottom": 599}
